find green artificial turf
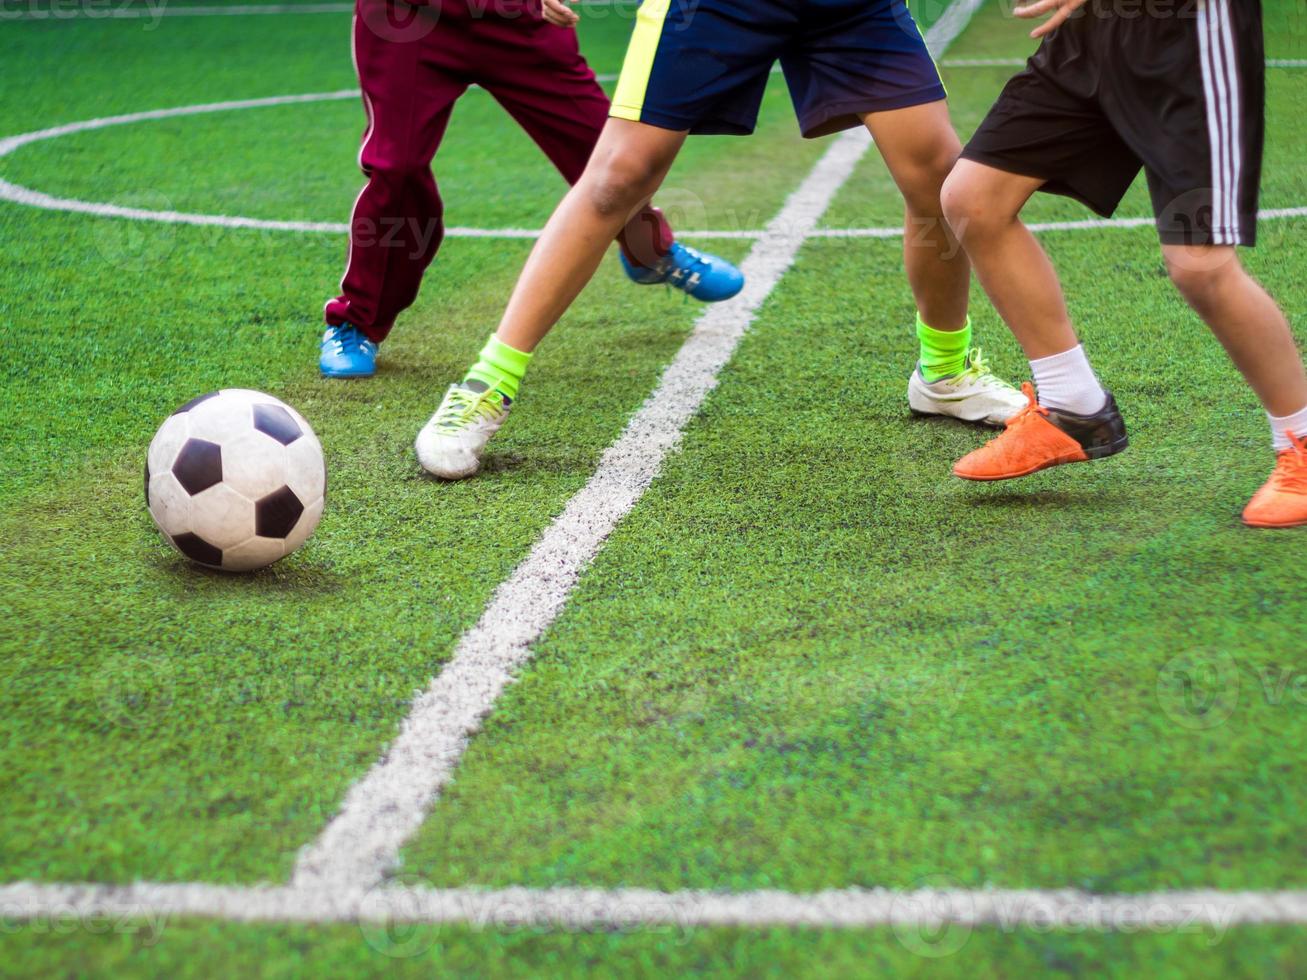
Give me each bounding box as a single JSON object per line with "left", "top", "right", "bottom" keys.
{"left": 5, "top": 921, "right": 1307, "bottom": 979}
{"left": 0, "top": 9, "right": 751, "bottom": 885}
{"left": 400, "top": 2, "right": 1307, "bottom": 898}
{"left": 3, "top": 0, "right": 1306, "bottom": 975}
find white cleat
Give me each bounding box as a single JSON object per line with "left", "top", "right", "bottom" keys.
{"left": 907, "top": 347, "right": 1027, "bottom": 427}
{"left": 415, "top": 381, "right": 512, "bottom": 480}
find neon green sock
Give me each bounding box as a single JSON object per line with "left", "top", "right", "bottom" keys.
{"left": 916, "top": 313, "right": 972, "bottom": 382}
{"left": 464, "top": 334, "right": 532, "bottom": 401}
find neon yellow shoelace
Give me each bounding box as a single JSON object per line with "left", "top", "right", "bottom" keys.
{"left": 957, "top": 347, "right": 1017, "bottom": 390}
{"left": 435, "top": 387, "right": 505, "bottom": 431}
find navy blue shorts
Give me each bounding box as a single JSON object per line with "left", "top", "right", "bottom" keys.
{"left": 610, "top": 0, "right": 947, "bottom": 138}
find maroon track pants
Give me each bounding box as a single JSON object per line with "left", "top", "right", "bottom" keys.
{"left": 326, "top": 0, "right": 672, "bottom": 343}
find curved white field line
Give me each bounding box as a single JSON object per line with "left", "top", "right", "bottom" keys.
{"left": 0, "top": 91, "right": 359, "bottom": 233}
{"left": 6, "top": 0, "right": 1305, "bottom": 927}
{"left": 3, "top": 91, "right": 1305, "bottom": 243}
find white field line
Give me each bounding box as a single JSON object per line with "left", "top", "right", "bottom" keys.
{"left": 291, "top": 126, "right": 877, "bottom": 894}
{"left": 925, "top": 0, "right": 986, "bottom": 59}
{"left": 290, "top": 0, "right": 983, "bottom": 896}
{"left": 0, "top": 0, "right": 980, "bottom": 244}
{"left": 12, "top": 0, "right": 1303, "bottom": 929}
{"left": 940, "top": 57, "right": 1027, "bottom": 67}
{"left": 0, "top": 91, "right": 359, "bottom": 234}
{"left": 806, "top": 207, "right": 1307, "bottom": 238}
{"left": 3, "top": 93, "right": 1304, "bottom": 242}
{"left": 3, "top": 881, "right": 1306, "bottom": 929}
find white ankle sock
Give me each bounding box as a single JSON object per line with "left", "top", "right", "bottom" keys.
{"left": 1029, "top": 345, "right": 1107, "bottom": 415}
{"left": 1268, "top": 404, "right": 1307, "bottom": 452}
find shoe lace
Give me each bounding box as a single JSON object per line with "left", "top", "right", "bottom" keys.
{"left": 435, "top": 385, "right": 505, "bottom": 431}
{"left": 1002, "top": 382, "right": 1048, "bottom": 429}
{"left": 664, "top": 243, "right": 708, "bottom": 291}
{"left": 328, "top": 325, "right": 373, "bottom": 355}
{"left": 957, "top": 347, "right": 1017, "bottom": 390}
{"left": 1273, "top": 431, "right": 1307, "bottom": 491}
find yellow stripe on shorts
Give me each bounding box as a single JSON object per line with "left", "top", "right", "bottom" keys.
{"left": 610, "top": 0, "right": 674, "bottom": 121}
{"left": 905, "top": 5, "right": 947, "bottom": 97}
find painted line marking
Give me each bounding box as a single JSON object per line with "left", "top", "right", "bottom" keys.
{"left": 10, "top": 0, "right": 1303, "bottom": 926}
{"left": 806, "top": 208, "right": 1307, "bottom": 238}
{"left": 2, "top": 91, "right": 1296, "bottom": 243}
{"left": 2, "top": 881, "right": 1305, "bottom": 929}
{"left": 2, "top": 93, "right": 1304, "bottom": 242}
{"left": 292, "top": 125, "right": 876, "bottom": 896}
{"left": 288, "top": 0, "right": 984, "bottom": 896}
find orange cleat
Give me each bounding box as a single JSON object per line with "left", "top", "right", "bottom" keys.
{"left": 1242, "top": 432, "right": 1307, "bottom": 528}
{"left": 953, "top": 383, "right": 1128, "bottom": 481}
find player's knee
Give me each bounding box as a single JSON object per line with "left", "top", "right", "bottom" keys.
{"left": 940, "top": 168, "right": 995, "bottom": 239}
{"left": 1164, "top": 246, "right": 1242, "bottom": 307}
{"left": 1166, "top": 263, "right": 1208, "bottom": 302}
{"left": 898, "top": 148, "right": 961, "bottom": 216}
{"left": 584, "top": 152, "right": 662, "bottom": 218}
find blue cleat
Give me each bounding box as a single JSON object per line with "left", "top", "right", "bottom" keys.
{"left": 620, "top": 241, "right": 744, "bottom": 303}
{"left": 319, "top": 323, "right": 378, "bottom": 379}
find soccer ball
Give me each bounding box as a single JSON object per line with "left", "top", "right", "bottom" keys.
{"left": 144, "top": 389, "right": 326, "bottom": 572}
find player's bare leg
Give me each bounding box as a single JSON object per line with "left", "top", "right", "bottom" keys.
{"left": 944, "top": 158, "right": 1128, "bottom": 481}
{"left": 944, "top": 163, "right": 1307, "bottom": 526}
{"left": 868, "top": 103, "right": 1024, "bottom": 425}
{"left": 863, "top": 100, "right": 969, "bottom": 331}
{"left": 1164, "top": 245, "right": 1307, "bottom": 526}
{"left": 1163, "top": 246, "right": 1307, "bottom": 417}
{"left": 496, "top": 118, "right": 687, "bottom": 353}
{"left": 416, "top": 119, "right": 687, "bottom": 480}
{"left": 940, "top": 159, "right": 1077, "bottom": 358}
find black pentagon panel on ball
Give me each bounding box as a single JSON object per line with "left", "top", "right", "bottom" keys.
{"left": 255, "top": 486, "right": 305, "bottom": 539}
{"left": 170, "top": 532, "right": 223, "bottom": 567}
{"left": 253, "top": 403, "right": 302, "bottom": 446}
{"left": 144, "top": 459, "right": 151, "bottom": 506}
{"left": 171, "top": 391, "right": 220, "bottom": 416}
{"left": 172, "top": 438, "right": 223, "bottom": 496}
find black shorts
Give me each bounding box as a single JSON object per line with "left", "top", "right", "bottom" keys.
{"left": 962, "top": 0, "right": 1265, "bottom": 246}
{"left": 609, "top": 0, "right": 947, "bottom": 139}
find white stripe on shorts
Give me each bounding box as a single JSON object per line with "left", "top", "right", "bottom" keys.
{"left": 1196, "top": 0, "right": 1244, "bottom": 244}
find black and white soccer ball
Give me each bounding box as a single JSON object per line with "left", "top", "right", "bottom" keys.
{"left": 144, "top": 390, "right": 326, "bottom": 572}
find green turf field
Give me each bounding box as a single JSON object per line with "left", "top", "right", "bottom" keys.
{"left": 2, "top": 0, "right": 1306, "bottom": 974}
